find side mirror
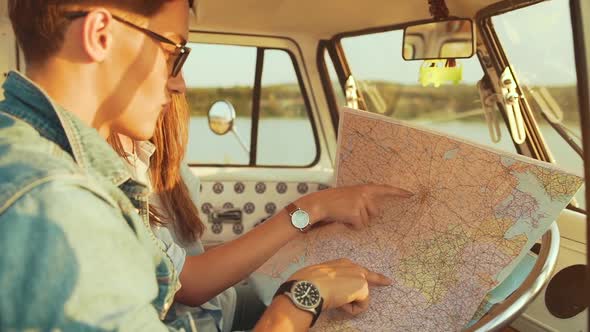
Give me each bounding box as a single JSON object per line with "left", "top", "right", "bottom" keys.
{"left": 207, "top": 100, "right": 250, "bottom": 154}
{"left": 403, "top": 19, "right": 475, "bottom": 60}
{"left": 208, "top": 100, "right": 236, "bottom": 136}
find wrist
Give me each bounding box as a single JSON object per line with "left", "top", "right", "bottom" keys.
{"left": 293, "top": 194, "right": 324, "bottom": 225}
{"left": 272, "top": 294, "right": 314, "bottom": 324}
{"left": 256, "top": 295, "right": 314, "bottom": 332}
{"left": 274, "top": 280, "right": 324, "bottom": 327}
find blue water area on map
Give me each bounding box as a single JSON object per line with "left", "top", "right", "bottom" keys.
{"left": 443, "top": 148, "right": 460, "bottom": 160}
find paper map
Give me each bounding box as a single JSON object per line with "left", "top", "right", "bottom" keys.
{"left": 250, "top": 108, "right": 583, "bottom": 331}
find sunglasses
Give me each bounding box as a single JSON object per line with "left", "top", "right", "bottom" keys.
{"left": 65, "top": 11, "right": 191, "bottom": 77}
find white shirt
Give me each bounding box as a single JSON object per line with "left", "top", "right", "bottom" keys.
{"left": 127, "top": 141, "right": 237, "bottom": 332}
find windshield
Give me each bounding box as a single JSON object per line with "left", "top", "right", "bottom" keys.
{"left": 340, "top": 29, "right": 518, "bottom": 152}
{"left": 492, "top": 0, "right": 585, "bottom": 209}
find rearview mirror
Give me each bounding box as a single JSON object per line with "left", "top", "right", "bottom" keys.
{"left": 403, "top": 19, "right": 474, "bottom": 60}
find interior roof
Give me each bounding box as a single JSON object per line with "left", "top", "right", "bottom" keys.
{"left": 191, "top": 0, "right": 509, "bottom": 38}
{"left": 0, "top": 0, "right": 516, "bottom": 39}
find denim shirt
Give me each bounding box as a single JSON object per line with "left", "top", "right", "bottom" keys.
{"left": 0, "top": 71, "right": 181, "bottom": 331}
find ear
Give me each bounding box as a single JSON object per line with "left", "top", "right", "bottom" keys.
{"left": 81, "top": 9, "right": 114, "bottom": 63}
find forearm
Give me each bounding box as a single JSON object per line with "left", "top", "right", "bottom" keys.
{"left": 253, "top": 296, "right": 313, "bottom": 332}
{"left": 176, "top": 202, "right": 318, "bottom": 306}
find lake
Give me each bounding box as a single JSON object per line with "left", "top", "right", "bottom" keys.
{"left": 187, "top": 117, "right": 586, "bottom": 209}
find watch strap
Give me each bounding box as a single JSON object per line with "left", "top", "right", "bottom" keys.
{"left": 312, "top": 297, "right": 324, "bottom": 326}
{"left": 285, "top": 203, "right": 299, "bottom": 216}
{"left": 274, "top": 280, "right": 296, "bottom": 297}
{"left": 273, "top": 280, "right": 323, "bottom": 327}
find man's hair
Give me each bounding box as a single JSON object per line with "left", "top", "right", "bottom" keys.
{"left": 9, "top": 1, "right": 167, "bottom": 66}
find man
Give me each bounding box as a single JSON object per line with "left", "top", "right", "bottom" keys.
{"left": 0, "top": 1, "right": 393, "bottom": 331}
{"left": 0, "top": 2, "right": 179, "bottom": 330}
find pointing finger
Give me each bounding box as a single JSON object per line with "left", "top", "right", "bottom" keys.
{"left": 371, "top": 185, "right": 414, "bottom": 198}
{"left": 365, "top": 270, "right": 393, "bottom": 286}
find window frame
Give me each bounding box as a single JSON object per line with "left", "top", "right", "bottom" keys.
{"left": 316, "top": 41, "right": 345, "bottom": 133}
{"left": 318, "top": 10, "right": 551, "bottom": 159}
{"left": 477, "top": 0, "right": 554, "bottom": 162}
{"left": 321, "top": 17, "right": 481, "bottom": 130}
{"left": 185, "top": 33, "right": 321, "bottom": 169}
{"left": 478, "top": 0, "right": 587, "bottom": 213}
{"left": 317, "top": 0, "right": 586, "bottom": 213}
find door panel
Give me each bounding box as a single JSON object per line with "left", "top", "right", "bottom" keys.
{"left": 185, "top": 33, "right": 336, "bottom": 246}
{"left": 512, "top": 209, "right": 588, "bottom": 331}
{"left": 198, "top": 179, "right": 330, "bottom": 245}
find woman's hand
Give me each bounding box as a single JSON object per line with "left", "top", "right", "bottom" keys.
{"left": 295, "top": 184, "right": 413, "bottom": 229}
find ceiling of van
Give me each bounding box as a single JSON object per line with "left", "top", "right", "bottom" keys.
{"left": 0, "top": 0, "right": 527, "bottom": 39}
{"left": 191, "top": 0, "right": 518, "bottom": 38}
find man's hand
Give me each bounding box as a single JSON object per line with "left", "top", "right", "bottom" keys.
{"left": 288, "top": 258, "right": 392, "bottom": 315}
{"left": 296, "top": 184, "right": 413, "bottom": 230}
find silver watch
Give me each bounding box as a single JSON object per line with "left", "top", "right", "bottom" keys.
{"left": 286, "top": 203, "right": 311, "bottom": 231}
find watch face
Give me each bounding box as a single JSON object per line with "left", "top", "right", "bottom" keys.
{"left": 292, "top": 281, "right": 321, "bottom": 309}
{"left": 291, "top": 209, "right": 310, "bottom": 229}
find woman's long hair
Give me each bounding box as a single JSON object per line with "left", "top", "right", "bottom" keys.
{"left": 109, "top": 94, "right": 204, "bottom": 244}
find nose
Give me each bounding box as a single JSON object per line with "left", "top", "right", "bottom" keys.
{"left": 167, "top": 70, "right": 186, "bottom": 94}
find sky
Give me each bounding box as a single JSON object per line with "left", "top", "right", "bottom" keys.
{"left": 183, "top": 0, "right": 577, "bottom": 88}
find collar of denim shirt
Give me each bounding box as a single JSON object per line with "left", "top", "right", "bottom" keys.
{"left": 1, "top": 71, "right": 135, "bottom": 187}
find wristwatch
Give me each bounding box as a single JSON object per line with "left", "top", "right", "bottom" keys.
{"left": 273, "top": 280, "right": 324, "bottom": 327}
{"left": 286, "top": 203, "right": 311, "bottom": 232}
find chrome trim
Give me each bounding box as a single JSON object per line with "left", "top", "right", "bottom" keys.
{"left": 208, "top": 207, "right": 243, "bottom": 224}
{"left": 467, "top": 222, "right": 560, "bottom": 331}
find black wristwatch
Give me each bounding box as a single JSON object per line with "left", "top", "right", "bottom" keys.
{"left": 273, "top": 280, "right": 324, "bottom": 327}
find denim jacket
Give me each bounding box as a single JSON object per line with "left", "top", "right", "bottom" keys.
{"left": 0, "top": 71, "right": 181, "bottom": 331}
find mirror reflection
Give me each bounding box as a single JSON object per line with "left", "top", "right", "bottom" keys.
{"left": 403, "top": 19, "right": 474, "bottom": 60}
{"left": 208, "top": 100, "right": 236, "bottom": 135}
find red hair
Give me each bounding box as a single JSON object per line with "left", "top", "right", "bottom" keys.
{"left": 109, "top": 94, "right": 204, "bottom": 244}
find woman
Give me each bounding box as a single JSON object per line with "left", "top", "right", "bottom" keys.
{"left": 114, "top": 95, "right": 411, "bottom": 331}
{"left": 110, "top": 1, "right": 413, "bottom": 331}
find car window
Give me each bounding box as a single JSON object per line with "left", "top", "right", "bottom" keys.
{"left": 493, "top": 0, "right": 585, "bottom": 209}
{"left": 257, "top": 49, "right": 317, "bottom": 166}
{"left": 185, "top": 43, "right": 254, "bottom": 165}
{"left": 184, "top": 43, "right": 318, "bottom": 167}
{"left": 340, "top": 29, "right": 518, "bottom": 154}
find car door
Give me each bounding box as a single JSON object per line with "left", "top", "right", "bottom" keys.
{"left": 183, "top": 33, "right": 335, "bottom": 246}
